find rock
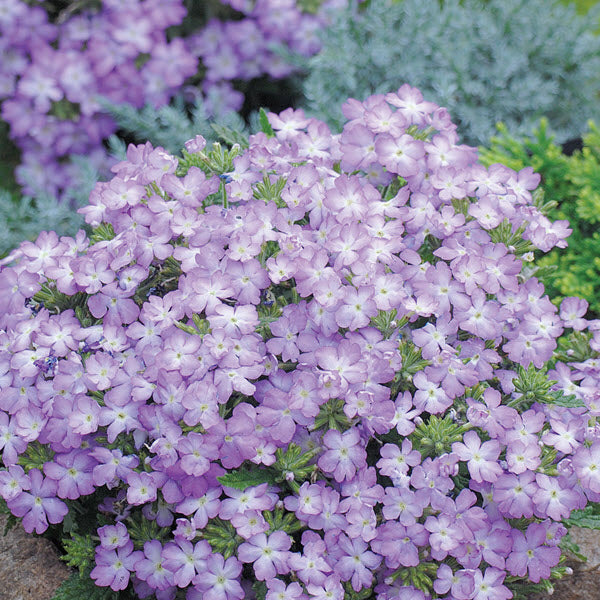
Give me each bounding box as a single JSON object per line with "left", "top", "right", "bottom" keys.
{"left": 534, "top": 563, "right": 600, "bottom": 600}
{"left": 533, "top": 527, "right": 600, "bottom": 600}
{"left": 0, "top": 515, "right": 70, "bottom": 600}
{"left": 569, "top": 527, "right": 600, "bottom": 571}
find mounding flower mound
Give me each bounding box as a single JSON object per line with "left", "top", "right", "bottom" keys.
{"left": 1, "top": 86, "right": 600, "bottom": 600}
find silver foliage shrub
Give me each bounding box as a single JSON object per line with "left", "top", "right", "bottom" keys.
{"left": 299, "top": 0, "right": 600, "bottom": 144}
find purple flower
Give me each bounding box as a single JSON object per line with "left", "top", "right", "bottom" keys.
{"left": 91, "top": 541, "right": 142, "bottom": 591}
{"left": 288, "top": 532, "right": 332, "bottom": 586}
{"left": 192, "top": 554, "right": 244, "bottom": 600}
{"left": 0, "top": 465, "right": 30, "bottom": 502}
{"left": 305, "top": 575, "right": 344, "bottom": 600}
{"left": 176, "top": 485, "right": 221, "bottom": 529}
{"left": 381, "top": 486, "right": 427, "bottom": 525}
{"left": 533, "top": 474, "right": 582, "bottom": 521}
{"left": 375, "top": 133, "right": 425, "bottom": 177}
{"left": 493, "top": 471, "right": 538, "bottom": 518}
{"left": 452, "top": 431, "right": 502, "bottom": 483}
{"left": 98, "top": 522, "right": 130, "bottom": 550}
{"left": 266, "top": 579, "right": 306, "bottom": 600}
{"left": 162, "top": 539, "right": 211, "bottom": 588}
{"left": 7, "top": 468, "right": 68, "bottom": 534}
{"left": 433, "top": 564, "right": 475, "bottom": 600}
{"left": 91, "top": 447, "right": 139, "bottom": 488}
{"left": 334, "top": 285, "right": 378, "bottom": 331}
{"left": 372, "top": 521, "right": 428, "bottom": 569}
{"left": 376, "top": 440, "right": 421, "bottom": 483}
{"left": 135, "top": 540, "right": 174, "bottom": 591}
{"left": 2, "top": 81, "right": 599, "bottom": 600}
{"left": 560, "top": 296, "right": 588, "bottom": 330}
{"left": 43, "top": 449, "right": 96, "bottom": 499}
{"left": 318, "top": 428, "right": 366, "bottom": 483}
{"left": 125, "top": 471, "right": 159, "bottom": 506}
{"left": 572, "top": 441, "right": 600, "bottom": 494}
{"left": 506, "top": 522, "right": 561, "bottom": 582}
{"left": 472, "top": 567, "right": 512, "bottom": 600}
{"left": 335, "top": 533, "right": 380, "bottom": 591}
{"left": 238, "top": 530, "right": 291, "bottom": 580}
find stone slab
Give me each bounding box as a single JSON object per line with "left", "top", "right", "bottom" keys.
{"left": 0, "top": 515, "right": 70, "bottom": 600}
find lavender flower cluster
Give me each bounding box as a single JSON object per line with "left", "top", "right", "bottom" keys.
{"left": 0, "top": 0, "right": 333, "bottom": 200}
{"left": 0, "top": 0, "right": 196, "bottom": 198}
{"left": 187, "top": 0, "right": 339, "bottom": 109}
{"left": 1, "top": 85, "right": 599, "bottom": 600}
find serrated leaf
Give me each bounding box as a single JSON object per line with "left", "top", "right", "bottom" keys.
{"left": 565, "top": 507, "right": 600, "bottom": 529}
{"left": 543, "top": 390, "right": 585, "bottom": 408}
{"left": 211, "top": 123, "right": 249, "bottom": 149}
{"left": 51, "top": 570, "right": 126, "bottom": 600}
{"left": 258, "top": 108, "right": 275, "bottom": 138}
{"left": 252, "top": 580, "right": 268, "bottom": 600}
{"left": 61, "top": 533, "right": 96, "bottom": 576}
{"left": 560, "top": 533, "right": 588, "bottom": 562}
{"left": 217, "top": 466, "right": 277, "bottom": 490}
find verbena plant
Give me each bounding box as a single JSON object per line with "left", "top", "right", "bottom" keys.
{"left": 1, "top": 87, "right": 600, "bottom": 600}
{"left": 480, "top": 119, "right": 600, "bottom": 316}
{"left": 296, "top": 0, "right": 600, "bottom": 145}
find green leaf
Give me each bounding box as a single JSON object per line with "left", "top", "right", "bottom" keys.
{"left": 252, "top": 580, "right": 268, "bottom": 600}
{"left": 217, "top": 466, "right": 278, "bottom": 490}
{"left": 60, "top": 533, "right": 96, "bottom": 576}
{"left": 560, "top": 532, "right": 588, "bottom": 562}
{"left": 253, "top": 175, "right": 287, "bottom": 206}
{"left": 203, "top": 517, "right": 243, "bottom": 559}
{"left": 410, "top": 414, "right": 471, "bottom": 459}
{"left": 272, "top": 443, "right": 321, "bottom": 491}
{"left": 565, "top": 507, "right": 600, "bottom": 529}
{"left": 313, "top": 398, "right": 352, "bottom": 432}
{"left": 211, "top": 123, "right": 249, "bottom": 149}
{"left": 90, "top": 223, "right": 115, "bottom": 244}
{"left": 542, "top": 389, "right": 585, "bottom": 408}
{"left": 263, "top": 506, "right": 304, "bottom": 536}
{"left": 18, "top": 441, "right": 55, "bottom": 473}
{"left": 258, "top": 108, "right": 275, "bottom": 138}
{"left": 51, "top": 569, "right": 130, "bottom": 600}
{"left": 0, "top": 498, "right": 17, "bottom": 536}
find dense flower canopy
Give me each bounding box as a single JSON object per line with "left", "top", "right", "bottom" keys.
{"left": 1, "top": 85, "right": 600, "bottom": 599}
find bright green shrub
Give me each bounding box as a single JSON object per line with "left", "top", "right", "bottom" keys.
{"left": 480, "top": 119, "right": 600, "bottom": 314}
{"left": 565, "top": 0, "right": 600, "bottom": 14}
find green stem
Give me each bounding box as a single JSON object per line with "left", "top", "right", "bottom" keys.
{"left": 221, "top": 179, "right": 228, "bottom": 210}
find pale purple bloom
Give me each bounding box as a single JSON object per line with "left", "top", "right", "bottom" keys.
{"left": 335, "top": 533, "right": 380, "bottom": 591}
{"left": 472, "top": 567, "right": 512, "bottom": 600}
{"left": 192, "top": 554, "right": 244, "bottom": 600}
{"left": 452, "top": 431, "right": 502, "bottom": 483}
{"left": 135, "top": 540, "right": 174, "bottom": 591}
{"left": 266, "top": 579, "right": 306, "bottom": 600}
{"left": 7, "top": 468, "right": 68, "bottom": 534}
{"left": 318, "top": 428, "right": 366, "bottom": 482}
{"left": 98, "top": 522, "right": 130, "bottom": 550}
{"left": 126, "top": 471, "right": 158, "bottom": 506}
{"left": 91, "top": 541, "right": 142, "bottom": 591}
{"left": 162, "top": 539, "right": 211, "bottom": 588}
{"left": 237, "top": 531, "right": 291, "bottom": 580}
{"left": 506, "top": 523, "right": 561, "bottom": 582}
